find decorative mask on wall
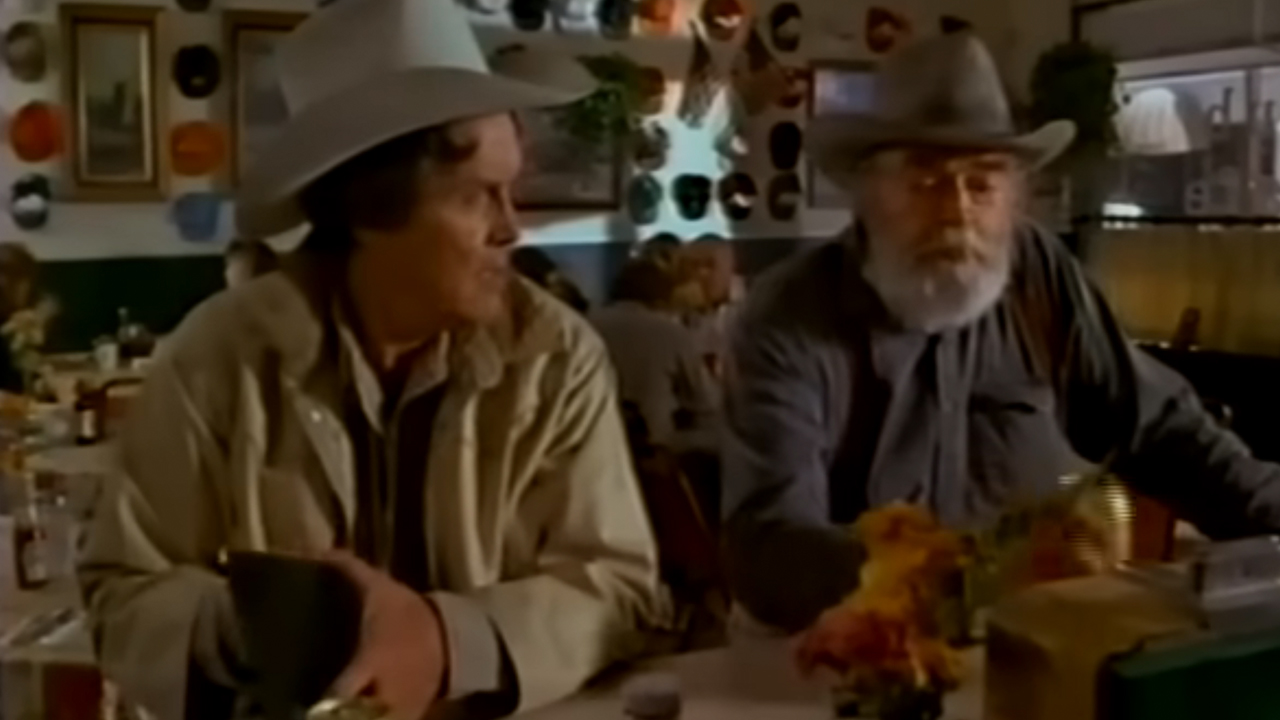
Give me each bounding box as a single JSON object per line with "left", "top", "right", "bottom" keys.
{"left": 628, "top": 174, "right": 663, "bottom": 225}
{"left": 170, "top": 121, "right": 228, "bottom": 177}
{"left": 768, "top": 172, "right": 802, "bottom": 220}
{"left": 9, "top": 102, "right": 62, "bottom": 163}
{"left": 173, "top": 45, "right": 222, "bottom": 99}
{"left": 10, "top": 174, "right": 51, "bottom": 231}
{"left": 171, "top": 192, "right": 223, "bottom": 242}
{"left": 769, "top": 2, "right": 801, "bottom": 53}
{"left": 866, "top": 6, "right": 911, "bottom": 55}
{"left": 674, "top": 174, "right": 712, "bottom": 220}
{"left": 719, "top": 172, "right": 757, "bottom": 221}
{"left": 2, "top": 22, "right": 47, "bottom": 83}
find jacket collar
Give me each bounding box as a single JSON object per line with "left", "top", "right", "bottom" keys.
{"left": 263, "top": 248, "right": 566, "bottom": 393}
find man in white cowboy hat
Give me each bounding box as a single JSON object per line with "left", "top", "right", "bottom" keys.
{"left": 79, "top": 0, "right": 668, "bottom": 719}
{"left": 721, "top": 32, "right": 1280, "bottom": 634}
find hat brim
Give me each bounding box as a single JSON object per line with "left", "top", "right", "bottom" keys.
{"left": 808, "top": 116, "right": 1077, "bottom": 180}
{"left": 235, "top": 66, "right": 592, "bottom": 237}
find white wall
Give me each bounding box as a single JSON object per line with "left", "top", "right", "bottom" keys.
{"left": 0, "top": 0, "right": 1073, "bottom": 261}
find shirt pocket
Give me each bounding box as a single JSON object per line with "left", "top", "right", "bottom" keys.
{"left": 967, "top": 384, "right": 1078, "bottom": 516}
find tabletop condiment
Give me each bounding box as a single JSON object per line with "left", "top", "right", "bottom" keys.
{"left": 10, "top": 459, "right": 50, "bottom": 590}
{"left": 74, "top": 380, "right": 105, "bottom": 446}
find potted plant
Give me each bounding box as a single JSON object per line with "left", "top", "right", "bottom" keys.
{"left": 553, "top": 53, "right": 648, "bottom": 161}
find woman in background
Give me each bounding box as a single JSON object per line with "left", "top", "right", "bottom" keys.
{"left": 590, "top": 259, "right": 717, "bottom": 452}
{"left": 0, "top": 243, "right": 44, "bottom": 393}
{"left": 223, "top": 238, "right": 280, "bottom": 288}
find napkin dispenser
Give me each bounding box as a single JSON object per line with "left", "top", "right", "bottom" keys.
{"left": 986, "top": 537, "right": 1280, "bottom": 720}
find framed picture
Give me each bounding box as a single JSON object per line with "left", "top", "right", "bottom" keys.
{"left": 512, "top": 107, "right": 623, "bottom": 211}
{"left": 224, "top": 11, "right": 306, "bottom": 188}
{"left": 808, "top": 60, "right": 877, "bottom": 209}
{"left": 61, "top": 5, "right": 164, "bottom": 201}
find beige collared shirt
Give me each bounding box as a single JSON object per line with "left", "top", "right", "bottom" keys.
{"left": 331, "top": 301, "right": 507, "bottom": 700}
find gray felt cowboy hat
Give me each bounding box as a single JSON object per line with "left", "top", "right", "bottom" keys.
{"left": 809, "top": 33, "right": 1076, "bottom": 179}
{"left": 235, "top": 0, "right": 595, "bottom": 237}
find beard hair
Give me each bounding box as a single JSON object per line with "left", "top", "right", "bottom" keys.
{"left": 862, "top": 225, "right": 1012, "bottom": 333}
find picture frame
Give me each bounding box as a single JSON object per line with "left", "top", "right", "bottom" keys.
{"left": 60, "top": 5, "right": 164, "bottom": 202}
{"left": 512, "top": 106, "right": 624, "bottom": 211}
{"left": 807, "top": 60, "right": 877, "bottom": 209}
{"left": 224, "top": 11, "right": 306, "bottom": 189}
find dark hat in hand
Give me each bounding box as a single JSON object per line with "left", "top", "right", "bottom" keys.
{"left": 719, "top": 172, "right": 757, "bottom": 221}
{"left": 767, "top": 172, "right": 801, "bottom": 221}
{"left": 674, "top": 174, "right": 712, "bottom": 220}
{"left": 628, "top": 174, "right": 663, "bottom": 225}
{"left": 173, "top": 45, "right": 222, "bottom": 99}
{"left": 769, "top": 2, "right": 801, "bottom": 53}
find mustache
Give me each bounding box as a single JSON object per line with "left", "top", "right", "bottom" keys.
{"left": 910, "top": 228, "right": 997, "bottom": 265}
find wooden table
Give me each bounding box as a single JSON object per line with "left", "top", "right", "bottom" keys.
{"left": 519, "top": 637, "right": 984, "bottom": 720}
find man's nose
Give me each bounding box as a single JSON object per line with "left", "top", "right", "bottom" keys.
{"left": 932, "top": 174, "right": 970, "bottom": 226}
{"left": 491, "top": 191, "right": 520, "bottom": 247}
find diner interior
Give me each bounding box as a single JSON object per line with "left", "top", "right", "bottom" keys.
{"left": 8, "top": 0, "right": 1280, "bottom": 719}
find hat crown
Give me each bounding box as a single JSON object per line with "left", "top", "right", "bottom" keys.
{"left": 278, "top": 0, "right": 488, "bottom": 114}
{"left": 874, "top": 33, "right": 1012, "bottom": 135}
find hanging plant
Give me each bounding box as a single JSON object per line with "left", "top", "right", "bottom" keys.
{"left": 552, "top": 53, "right": 646, "bottom": 157}
{"left": 1029, "top": 41, "right": 1119, "bottom": 165}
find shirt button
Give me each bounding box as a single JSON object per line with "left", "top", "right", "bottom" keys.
{"left": 310, "top": 409, "right": 323, "bottom": 423}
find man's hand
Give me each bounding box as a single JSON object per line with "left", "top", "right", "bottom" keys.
{"left": 328, "top": 552, "right": 448, "bottom": 720}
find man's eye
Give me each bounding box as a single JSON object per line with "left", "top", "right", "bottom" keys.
{"left": 965, "top": 175, "right": 995, "bottom": 194}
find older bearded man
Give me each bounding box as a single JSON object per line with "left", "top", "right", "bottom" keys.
{"left": 721, "top": 33, "right": 1280, "bottom": 633}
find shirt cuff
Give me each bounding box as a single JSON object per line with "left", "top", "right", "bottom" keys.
{"left": 428, "top": 591, "right": 504, "bottom": 699}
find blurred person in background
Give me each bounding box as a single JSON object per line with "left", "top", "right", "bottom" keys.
{"left": 511, "top": 246, "right": 590, "bottom": 313}
{"left": 636, "top": 232, "right": 683, "bottom": 269}
{"left": 222, "top": 238, "right": 280, "bottom": 288}
{"left": 0, "top": 242, "right": 43, "bottom": 393}
{"left": 680, "top": 235, "right": 743, "bottom": 382}
{"left": 78, "top": 2, "right": 667, "bottom": 720}
{"left": 723, "top": 32, "right": 1280, "bottom": 638}
{"left": 591, "top": 259, "right": 718, "bottom": 454}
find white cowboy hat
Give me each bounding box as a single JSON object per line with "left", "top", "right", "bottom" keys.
{"left": 235, "top": 0, "right": 595, "bottom": 237}
{"left": 809, "top": 33, "right": 1076, "bottom": 181}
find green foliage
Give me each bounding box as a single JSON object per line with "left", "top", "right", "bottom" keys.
{"left": 1029, "top": 41, "right": 1119, "bottom": 161}
{"left": 551, "top": 53, "right": 645, "bottom": 156}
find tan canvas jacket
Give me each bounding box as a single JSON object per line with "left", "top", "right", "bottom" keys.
{"left": 78, "top": 259, "right": 667, "bottom": 720}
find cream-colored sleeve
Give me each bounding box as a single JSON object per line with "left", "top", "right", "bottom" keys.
{"left": 78, "top": 345, "right": 239, "bottom": 720}
{"left": 458, "top": 337, "right": 669, "bottom": 712}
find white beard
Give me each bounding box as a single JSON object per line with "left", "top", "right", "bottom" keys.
{"left": 862, "top": 226, "right": 1012, "bottom": 333}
